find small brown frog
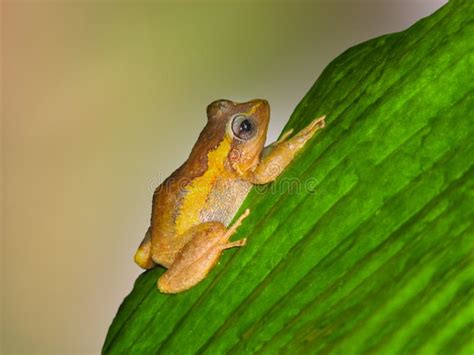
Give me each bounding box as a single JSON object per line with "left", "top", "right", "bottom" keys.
{"left": 134, "top": 99, "right": 325, "bottom": 293}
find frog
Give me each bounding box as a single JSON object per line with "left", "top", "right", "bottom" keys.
{"left": 134, "top": 99, "right": 325, "bottom": 293}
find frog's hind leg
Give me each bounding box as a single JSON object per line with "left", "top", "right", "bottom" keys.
{"left": 134, "top": 227, "right": 157, "bottom": 270}
{"left": 158, "top": 209, "right": 250, "bottom": 294}
{"left": 220, "top": 208, "right": 249, "bottom": 249}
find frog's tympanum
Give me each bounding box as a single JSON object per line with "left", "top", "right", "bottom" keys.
{"left": 134, "top": 99, "right": 325, "bottom": 293}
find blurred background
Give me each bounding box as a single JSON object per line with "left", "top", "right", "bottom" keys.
{"left": 2, "top": 1, "right": 446, "bottom": 354}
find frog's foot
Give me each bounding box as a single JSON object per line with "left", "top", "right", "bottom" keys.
{"left": 134, "top": 227, "right": 157, "bottom": 270}
{"left": 289, "top": 115, "right": 326, "bottom": 150}
{"left": 221, "top": 208, "right": 250, "bottom": 242}
{"left": 306, "top": 115, "right": 326, "bottom": 131}
{"left": 223, "top": 238, "right": 247, "bottom": 249}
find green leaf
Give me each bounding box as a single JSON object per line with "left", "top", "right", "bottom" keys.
{"left": 103, "top": 1, "right": 474, "bottom": 354}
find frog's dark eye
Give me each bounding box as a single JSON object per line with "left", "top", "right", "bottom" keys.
{"left": 232, "top": 115, "right": 257, "bottom": 141}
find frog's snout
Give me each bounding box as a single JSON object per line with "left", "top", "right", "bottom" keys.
{"left": 250, "top": 99, "right": 269, "bottom": 109}
{"left": 249, "top": 99, "right": 270, "bottom": 117}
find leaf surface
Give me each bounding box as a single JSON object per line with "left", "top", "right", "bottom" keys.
{"left": 103, "top": 2, "right": 474, "bottom": 353}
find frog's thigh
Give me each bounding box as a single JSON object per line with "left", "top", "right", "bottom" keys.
{"left": 158, "top": 221, "right": 246, "bottom": 294}
{"left": 134, "top": 227, "right": 157, "bottom": 270}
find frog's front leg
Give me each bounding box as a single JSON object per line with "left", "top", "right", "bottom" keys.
{"left": 158, "top": 209, "right": 250, "bottom": 294}
{"left": 248, "top": 116, "right": 325, "bottom": 184}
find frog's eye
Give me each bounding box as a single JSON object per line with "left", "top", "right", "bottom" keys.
{"left": 232, "top": 115, "right": 257, "bottom": 141}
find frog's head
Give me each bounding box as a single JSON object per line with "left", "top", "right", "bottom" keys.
{"left": 206, "top": 99, "right": 270, "bottom": 175}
